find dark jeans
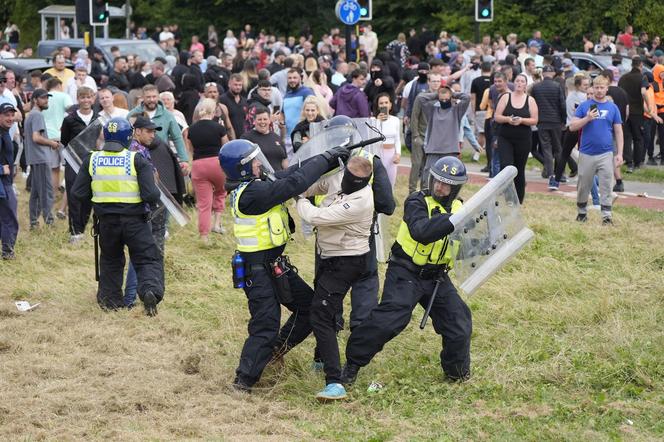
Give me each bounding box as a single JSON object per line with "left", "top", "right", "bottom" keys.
{"left": 348, "top": 234, "right": 379, "bottom": 330}
{"left": 0, "top": 180, "right": 19, "bottom": 254}
{"left": 623, "top": 114, "right": 644, "bottom": 166}
{"left": 65, "top": 163, "right": 92, "bottom": 235}
{"left": 555, "top": 129, "right": 580, "bottom": 181}
{"left": 236, "top": 266, "right": 314, "bottom": 386}
{"left": 537, "top": 126, "right": 562, "bottom": 178}
{"left": 97, "top": 213, "right": 163, "bottom": 310}
{"left": 345, "top": 262, "right": 472, "bottom": 380}
{"left": 498, "top": 131, "right": 531, "bottom": 204}
{"left": 311, "top": 254, "right": 368, "bottom": 384}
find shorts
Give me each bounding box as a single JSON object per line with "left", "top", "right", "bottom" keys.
{"left": 474, "top": 111, "right": 487, "bottom": 134}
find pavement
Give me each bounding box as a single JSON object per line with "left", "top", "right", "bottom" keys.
{"left": 397, "top": 156, "right": 664, "bottom": 211}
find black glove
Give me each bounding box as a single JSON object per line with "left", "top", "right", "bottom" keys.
{"left": 321, "top": 145, "right": 350, "bottom": 166}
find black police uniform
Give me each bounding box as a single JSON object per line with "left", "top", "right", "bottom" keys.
{"left": 71, "top": 142, "right": 163, "bottom": 311}
{"left": 234, "top": 155, "right": 334, "bottom": 389}
{"left": 344, "top": 190, "right": 473, "bottom": 380}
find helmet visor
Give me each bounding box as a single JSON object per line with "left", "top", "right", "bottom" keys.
{"left": 241, "top": 144, "right": 275, "bottom": 179}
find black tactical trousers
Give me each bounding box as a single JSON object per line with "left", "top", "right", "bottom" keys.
{"left": 345, "top": 261, "right": 473, "bottom": 380}
{"left": 236, "top": 267, "right": 314, "bottom": 386}
{"left": 97, "top": 213, "right": 163, "bottom": 310}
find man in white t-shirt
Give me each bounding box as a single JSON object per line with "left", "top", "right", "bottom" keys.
{"left": 66, "top": 65, "right": 98, "bottom": 102}
{"left": 97, "top": 88, "right": 129, "bottom": 120}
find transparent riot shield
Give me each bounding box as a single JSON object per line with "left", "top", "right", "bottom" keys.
{"left": 448, "top": 166, "right": 534, "bottom": 295}
{"left": 293, "top": 123, "right": 362, "bottom": 164}
{"left": 64, "top": 117, "right": 191, "bottom": 226}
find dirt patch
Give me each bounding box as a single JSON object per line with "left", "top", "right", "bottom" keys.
{"left": 181, "top": 353, "right": 201, "bottom": 375}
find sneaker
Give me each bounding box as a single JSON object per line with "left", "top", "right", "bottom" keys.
{"left": 569, "top": 170, "right": 578, "bottom": 178}
{"left": 69, "top": 233, "right": 84, "bottom": 244}
{"left": 559, "top": 175, "right": 568, "bottom": 183}
{"left": 589, "top": 204, "right": 601, "bottom": 211}
{"left": 602, "top": 217, "right": 613, "bottom": 225}
{"left": 56, "top": 210, "right": 66, "bottom": 220}
{"left": 2, "top": 251, "right": 16, "bottom": 260}
{"left": 480, "top": 166, "right": 489, "bottom": 173}
{"left": 472, "top": 151, "right": 480, "bottom": 162}
{"left": 547, "top": 177, "right": 559, "bottom": 190}
{"left": 576, "top": 213, "right": 588, "bottom": 223}
{"left": 647, "top": 157, "right": 657, "bottom": 166}
{"left": 341, "top": 363, "right": 360, "bottom": 385}
{"left": 143, "top": 290, "right": 158, "bottom": 317}
{"left": 316, "top": 383, "right": 347, "bottom": 402}
{"left": 211, "top": 226, "right": 226, "bottom": 234}
{"left": 626, "top": 166, "right": 634, "bottom": 173}
{"left": 613, "top": 182, "right": 624, "bottom": 192}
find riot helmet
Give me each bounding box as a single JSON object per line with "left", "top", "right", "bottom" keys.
{"left": 324, "top": 115, "right": 357, "bottom": 130}
{"left": 428, "top": 156, "right": 467, "bottom": 209}
{"left": 218, "top": 139, "right": 275, "bottom": 182}
{"left": 103, "top": 117, "right": 133, "bottom": 149}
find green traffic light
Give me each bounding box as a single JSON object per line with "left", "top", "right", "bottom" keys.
{"left": 360, "top": 7, "right": 368, "bottom": 15}
{"left": 481, "top": 8, "right": 490, "bottom": 17}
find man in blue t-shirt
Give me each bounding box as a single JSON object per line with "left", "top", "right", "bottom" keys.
{"left": 570, "top": 75, "right": 623, "bottom": 224}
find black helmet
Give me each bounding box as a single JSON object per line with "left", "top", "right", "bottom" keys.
{"left": 428, "top": 156, "right": 468, "bottom": 208}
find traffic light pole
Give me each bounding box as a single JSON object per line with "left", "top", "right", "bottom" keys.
{"left": 474, "top": 22, "right": 480, "bottom": 43}
{"left": 345, "top": 25, "right": 352, "bottom": 62}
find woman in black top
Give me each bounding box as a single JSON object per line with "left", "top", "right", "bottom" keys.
{"left": 186, "top": 98, "right": 230, "bottom": 243}
{"left": 176, "top": 74, "right": 202, "bottom": 125}
{"left": 494, "top": 73, "right": 539, "bottom": 203}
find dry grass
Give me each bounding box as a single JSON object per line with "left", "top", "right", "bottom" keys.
{"left": 1, "top": 175, "right": 664, "bottom": 441}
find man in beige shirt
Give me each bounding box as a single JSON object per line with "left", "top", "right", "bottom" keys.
{"left": 296, "top": 156, "right": 373, "bottom": 402}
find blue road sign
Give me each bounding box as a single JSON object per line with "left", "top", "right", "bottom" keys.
{"left": 335, "top": 0, "right": 361, "bottom": 26}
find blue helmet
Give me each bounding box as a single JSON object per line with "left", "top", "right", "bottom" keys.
{"left": 428, "top": 156, "right": 468, "bottom": 207}
{"left": 219, "top": 139, "right": 273, "bottom": 182}
{"left": 103, "top": 117, "right": 133, "bottom": 148}
{"left": 324, "top": 115, "right": 357, "bottom": 130}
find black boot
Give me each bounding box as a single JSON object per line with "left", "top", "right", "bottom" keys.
{"left": 340, "top": 363, "right": 360, "bottom": 385}
{"left": 143, "top": 291, "right": 158, "bottom": 317}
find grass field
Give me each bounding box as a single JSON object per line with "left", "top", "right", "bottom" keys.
{"left": 1, "top": 175, "right": 663, "bottom": 441}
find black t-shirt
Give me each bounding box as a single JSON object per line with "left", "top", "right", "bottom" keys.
{"left": 188, "top": 119, "right": 227, "bottom": 160}
{"left": 241, "top": 129, "right": 286, "bottom": 171}
{"left": 607, "top": 85, "right": 629, "bottom": 123}
{"left": 220, "top": 92, "right": 248, "bottom": 138}
{"left": 470, "top": 75, "right": 492, "bottom": 111}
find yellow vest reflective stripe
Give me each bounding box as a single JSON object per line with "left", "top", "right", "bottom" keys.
{"left": 395, "top": 196, "right": 462, "bottom": 267}
{"left": 89, "top": 150, "right": 141, "bottom": 203}
{"left": 231, "top": 181, "right": 290, "bottom": 252}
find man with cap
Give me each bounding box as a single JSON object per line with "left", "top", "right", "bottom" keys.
{"left": 24, "top": 88, "right": 59, "bottom": 229}
{"left": 267, "top": 50, "right": 287, "bottom": 76}
{"left": 531, "top": 64, "right": 566, "bottom": 189}
{"left": 71, "top": 117, "right": 162, "bottom": 315}
{"left": 341, "top": 156, "right": 473, "bottom": 386}
{"left": 420, "top": 83, "right": 470, "bottom": 187}
{"left": 561, "top": 58, "right": 577, "bottom": 80}
{"left": 0, "top": 102, "right": 18, "bottom": 259}
{"left": 203, "top": 55, "right": 228, "bottom": 92}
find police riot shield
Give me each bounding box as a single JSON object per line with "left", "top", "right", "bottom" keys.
{"left": 448, "top": 165, "right": 534, "bottom": 295}
{"left": 64, "top": 116, "right": 191, "bottom": 226}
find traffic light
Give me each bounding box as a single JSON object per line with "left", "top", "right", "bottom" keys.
{"left": 75, "top": 0, "right": 90, "bottom": 25}
{"left": 90, "top": 0, "right": 109, "bottom": 26}
{"left": 357, "top": 0, "right": 372, "bottom": 21}
{"left": 475, "top": 0, "right": 493, "bottom": 22}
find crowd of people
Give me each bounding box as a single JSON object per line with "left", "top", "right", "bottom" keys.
{"left": 1, "top": 21, "right": 663, "bottom": 399}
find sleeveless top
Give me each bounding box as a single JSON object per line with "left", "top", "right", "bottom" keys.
{"left": 500, "top": 93, "right": 531, "bottom": 138}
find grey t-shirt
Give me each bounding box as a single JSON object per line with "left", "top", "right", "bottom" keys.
{"left": 24, "top": 109, "right": 51, "bottom": 165}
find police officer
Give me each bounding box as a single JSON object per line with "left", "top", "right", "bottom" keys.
{"left": 71, "top": 118, "right": 163, "bottom": 316}
{"left": 321, "top": 116, "right": 396, "bottom": 331}
{"left": 219, "top": 138, "right": 350, "bottom": 392}
{"left": 341, "top": 156, "right": 473, "bottom": 384}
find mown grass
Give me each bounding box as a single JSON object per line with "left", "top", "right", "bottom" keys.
{"left": 1, "top": 175, "right": 663, "bottom": 441}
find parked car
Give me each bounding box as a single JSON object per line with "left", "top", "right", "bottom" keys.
{"left": 0, "top": 57, "right": 73, "bottom": 78}
{"left": 37, "top": 38, "right": 166, "bottom": 67}
{"left": 560, "top": 52, "right": 651, "bottom": 76}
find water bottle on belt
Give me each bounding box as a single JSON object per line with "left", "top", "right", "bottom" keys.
{"left": 232, "top": 251, "right": 245, "bottom": 288}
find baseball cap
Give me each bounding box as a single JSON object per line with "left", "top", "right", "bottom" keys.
{"left": 542, "top": 65, "right": 556, "bottom": 73}
{"left": 133, "top": 116, "right": 162, "bottom": 131}
{"left": 562, "top": 58, "right": 574, "bottom": 68}
{"left": 32, "top": 89, "right": 52, "bottom": 100}
{"left": 417, "top": 62, "right": 431, "bottom": 71}
{"left": 0, "top": 102, "right": 17, "bottom": 113}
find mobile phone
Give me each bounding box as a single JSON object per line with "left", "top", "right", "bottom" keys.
{"left": 590, "top": 104, "right": 598, "bottom": 112}
{"left": 379, "top": 106, "right": 388, "bottom": 115}
{"left": 273, "top": 105, "right": 281, "bottom": 112}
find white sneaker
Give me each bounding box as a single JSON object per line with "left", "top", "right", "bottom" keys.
{"left": 589, "top": 205, "right": 601, "bottom": 211}
{"left": 69, "top": 234, "right": 84, "bottom": 244}
{"left": 472, "top": 152, "right": 480, "bottom": 162}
